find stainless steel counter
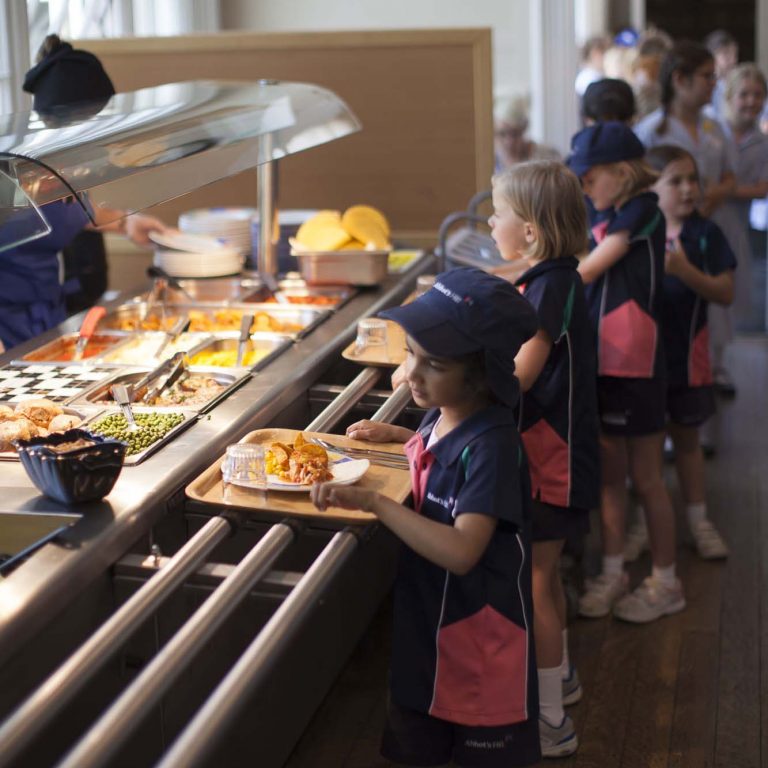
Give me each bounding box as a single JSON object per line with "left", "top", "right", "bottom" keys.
{"left": 0, "top": 256, "right": 431, "bottom": 668}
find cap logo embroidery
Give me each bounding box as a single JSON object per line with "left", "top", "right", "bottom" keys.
{"left": 434, "top": 281, "right": 465, "bottom": 304}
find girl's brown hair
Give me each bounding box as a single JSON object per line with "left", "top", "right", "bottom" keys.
{"left": 656, "top": 40, "right": 714, "bottom": 135}
{"left": 645, "top": 144, "right": 698, "bottom": 177}
{"left": 492, "top": 160, "right": 588, "bottom": 261}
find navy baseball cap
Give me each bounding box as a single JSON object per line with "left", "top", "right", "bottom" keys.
{"left": 567, "top": 121, "right": 645, "bottom": 177}
{"left": 379, "top": 267, "right": 538, "bottom": 407}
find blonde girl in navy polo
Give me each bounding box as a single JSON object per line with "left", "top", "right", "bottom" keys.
{"left": 312, "top": 268, "right": 542, "bottom": 768}
{"left": 489, "top": 161, "right": 599, "bottom": 759}
{"left": 647, "top": 144, "right": 735, "bottom": 559}
{"left": 568, "top": 122, "right": 685, "bottom": 624}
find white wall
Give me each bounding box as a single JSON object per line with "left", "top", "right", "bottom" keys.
{"left": 221, "top": 0, "right": 533, "bottom": 119}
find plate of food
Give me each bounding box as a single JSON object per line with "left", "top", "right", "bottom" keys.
{"left": 228, "top": 432, "right": 370, "bottom": 492}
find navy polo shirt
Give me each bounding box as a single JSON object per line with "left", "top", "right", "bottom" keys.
{"left": 663, "top": 212, "right": 736, "bottom": 389}
{"left": 0, "top": 199, "right": 90, "bottom": 349}
{"left": 515, "top": 257, "right": 599, "bottom": 511}
{"left": 392, "top": 405, "right": 537, "bottom": 727}
{"left": 585, "top": 191, "right": 667, "bottom": 379}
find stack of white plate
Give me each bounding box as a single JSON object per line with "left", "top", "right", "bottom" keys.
{"left": 178, "top": 207, "right": 256, "bottom": 256}
{"left": 150, "top": 231, "right": 243, "bottom": 278}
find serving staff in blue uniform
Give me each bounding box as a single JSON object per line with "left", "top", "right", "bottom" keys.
{"left": 312, "top": 268, "right": 542, "bottom": 768}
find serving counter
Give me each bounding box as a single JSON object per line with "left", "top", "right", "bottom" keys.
{"left": 0, "top": 253, "right": 434, "bottom": 768}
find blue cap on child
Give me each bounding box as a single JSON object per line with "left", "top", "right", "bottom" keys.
{"left": 379, "top": 267, "right": 538, "bottom": 407}
{"left": 566, "top": 121, "right": 645, "bottom": 177}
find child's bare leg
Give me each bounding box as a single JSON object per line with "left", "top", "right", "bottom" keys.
{"left": 600, "top": 433, "right": 629, "bottom": 557}
{"left": 628, "top": 432, "right": 675, "bottom": 567}
{"left": 668, "top": 422, "right": 705, "bottom": 504}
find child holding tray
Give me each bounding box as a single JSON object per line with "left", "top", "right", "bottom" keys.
{"left": 311, "top": 267, "right": 542, "bottom": 768}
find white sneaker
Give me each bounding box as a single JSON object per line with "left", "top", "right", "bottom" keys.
{"left": 562, "top": 665, "right": 583, "bottom": 706}
{"left": 624, "top": 521, "right": 649, "bottom": 562}
{"left": 691, "top": 520, "right": 729, "bottom": 559}
{"left": 578, "top": 572, "right": 629, "bottom": 618}
{"left": 539, "top": 714, "right": 578, "bottom": 758}
{"left": 613, "top": 577, "right": 686, "bottom": 623}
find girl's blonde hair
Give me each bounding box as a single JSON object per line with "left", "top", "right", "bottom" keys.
{"left": 612, "top": 158, "right": 660, "bottom": 201}
{"left": 492, "top": 160, "right": 588, "bottom": 261}
{"left": 724, "top": 63, "right": 768, "bottom": 121}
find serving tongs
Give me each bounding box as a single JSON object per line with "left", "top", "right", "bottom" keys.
{"left": 73, "top": 306, "right": 106, "bottom": 361}
{"left": 142, "top": 353, "right": 188, "bottom": 404}
{"left": 236, "top": 313, "right": 254, "bottom": 367}
{"left": 153, "top": 314, "right": 191, "bottom": 360}
{"left": 111, "top": 383, "right": 140, "bottom": 432}
{"left": 126, "top": 352, "right": 183, "bottom": 402}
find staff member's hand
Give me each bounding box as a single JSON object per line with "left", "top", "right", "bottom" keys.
{"left": 124, "top": 213, "right": 168, "bottom": 247}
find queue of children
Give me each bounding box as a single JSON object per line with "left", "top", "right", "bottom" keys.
{"left": 305, "top": 33, "right": 765, "bottom": 767}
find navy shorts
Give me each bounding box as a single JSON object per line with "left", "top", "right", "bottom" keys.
{"left": 597, "top": 376, "right": 666, "bottom": 436}
{"left": 381, "top": 699, "right": 541, "bottom": 768}
{"left": 666, "top": 385, "right": 716, "bottom": 427}
{"left": 531, "top": 500, "right": 590, "bottom": 542}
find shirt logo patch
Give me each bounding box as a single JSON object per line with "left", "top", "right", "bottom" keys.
{"left": 426, "top": 491, "right": 454, "bottom": 511}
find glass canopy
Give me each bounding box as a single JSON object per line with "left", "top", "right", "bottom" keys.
{"left": 0, "top": 79, "right": 360, "bottom": 252}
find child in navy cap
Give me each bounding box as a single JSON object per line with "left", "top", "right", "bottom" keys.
{"left": 568, "top": 122, "right": 686, "bottom": 624}
{"left": 646, "top": 145, "right": 734, "bottom": 559}
{"left": 490, "top": 160, "right": 599, "bottom": 757}
{"left": 312, "top": 267, "right": 542, "bottom": 768}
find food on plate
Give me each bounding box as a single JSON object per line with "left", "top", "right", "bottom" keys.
{"left": 265, "top": 432, "right": 333, "bottom": 485}
{"left": 293, "top": 205, "right": 391, "bottom": 252}
{"left": 0, "top": 405, "right": 14, "bottom": 419}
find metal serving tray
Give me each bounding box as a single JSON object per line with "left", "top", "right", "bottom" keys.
{"left": 186, "top": 334, "right": 292, "bottom": 371}
{"left": 163, "top": 277, "right": 269, "bottom": 304}
{"left": 98, "top": 333, "right": 213, "bottom": 366}
{"left": 70, "top": 366, "right": 251, "bottom": 414}
{"left": 84, "top": 407, "right": 198, "bottom": 466}
{"left": 100, "top": 303, "right": 328, "bottom": 339}
{"left": 0, "top": 363, "right": 118, "bottom": 404}
{"left": 294, "top": 249, "right": 389, "bottom": 286}
{"left": 18, "top": 334, "right": 131, "bottom": 364}
{"left": 0, "top": 404, "right": 102, "bottom": 461}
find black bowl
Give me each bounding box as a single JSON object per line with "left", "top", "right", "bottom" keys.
{"left": 14, "top": 429, "right": 127, "bottom": 505}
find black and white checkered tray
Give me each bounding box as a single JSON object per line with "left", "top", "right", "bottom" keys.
{"left": 0, "top": 364, "right": 116, "bottom": 404}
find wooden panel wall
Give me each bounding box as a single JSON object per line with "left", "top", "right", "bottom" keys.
{"left": 80, "top": 29, "right": 494, "bottom": 245}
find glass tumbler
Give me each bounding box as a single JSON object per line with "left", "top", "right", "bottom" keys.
{"left": 355, "top": 318, "right": 388, "bottom": 353}
{"left": 221, "top": 443, "right": 266, "bottom": 490}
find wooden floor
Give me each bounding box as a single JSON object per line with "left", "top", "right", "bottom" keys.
{"left": 285, "top": 335, "right": 768, "bottom": 768}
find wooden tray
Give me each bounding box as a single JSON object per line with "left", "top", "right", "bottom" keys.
{"left": 185, "top": 428, "right": 411, "bottom": 526}
{"left": 341, "top": 319, "right": 406, "bottom": 367}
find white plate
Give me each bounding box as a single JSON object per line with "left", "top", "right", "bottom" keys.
{"left": 226, "top": 455, "right": 370, "bottom": 493}
{"left": 149, "top": 230, "right": 235, "bottom": 254}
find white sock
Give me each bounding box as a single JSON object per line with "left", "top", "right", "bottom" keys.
{"left": 560, "top": 629, "right": 570, "bottom": 679}
{"left": 538, "top": 666, "right": 564, "bottom": 727}
{"left": 687, "top": 502, "right": 707, "bottom": 529}
{"left": 652, "top": 563, "right": 676, "bottom": 588}
{"left": 603, "top": 554, "right": 624, "bottom": 578}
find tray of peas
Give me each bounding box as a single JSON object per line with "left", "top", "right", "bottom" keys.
{"left": 85, "top": 407, "right": 197, "bottom": 465}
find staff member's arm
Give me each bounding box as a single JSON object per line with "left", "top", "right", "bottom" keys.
{"left": 89, "top": 207, "right": 168, "bottom": 246}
